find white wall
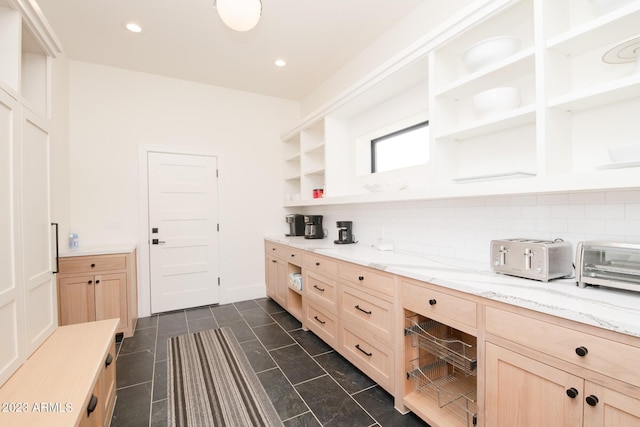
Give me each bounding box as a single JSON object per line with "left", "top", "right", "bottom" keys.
{"left": 303, "top": 189, "right": 640, "bottom": 270}
{"left": 66, "top": 61, "right": 299, "bottom": 316}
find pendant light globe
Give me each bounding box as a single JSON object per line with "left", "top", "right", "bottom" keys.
{"left": 216, "top": 0, "right": 262, "bottom": 32}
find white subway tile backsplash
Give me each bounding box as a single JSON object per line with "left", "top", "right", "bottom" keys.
{"left": 303, "top": 189, "right": 640, "bottom": 264}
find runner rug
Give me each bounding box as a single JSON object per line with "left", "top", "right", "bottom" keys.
{"left": 167, "top": 327, "right": 283, "bottom": 427}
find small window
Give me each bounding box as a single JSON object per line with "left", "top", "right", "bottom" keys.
{"left": 371, "top": 121, "right": 429, "bottom": 173}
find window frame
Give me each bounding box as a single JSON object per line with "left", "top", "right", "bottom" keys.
{"left": 370, "top": 120, "right": 430, "bottom": 173}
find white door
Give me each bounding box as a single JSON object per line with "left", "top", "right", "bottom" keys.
{"left": 148, "top": 152, "right": 220, "bottom": 313}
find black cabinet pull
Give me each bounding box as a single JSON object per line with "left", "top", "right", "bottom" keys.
{"left": 105, "top": 353, "right": 113, "bottom": 367}
{"left": 358, "top": 276, "right": 364, "bottom": 281}
{"left": 271, "top": 259, "right": 277, "bottom": 263}
{"left": 291, "top": 254, "right": 295, "bottom": 257}
{"left": 87, "top": 394, "right": 98, "bottom": 415}
{"left": 90, "top": 263, "right": 96, "bottom": 268}
{"left": 566, "top": 388, "right": 579, "bottom": 398}
{"left": 95, "top": 280, "right": 100, "bottom": 284}
{"left": 313, "top": 284, "right": 325, "bottom": 292}
{"left": 87, "top": 280, "right": 93, "bottom": 285}
{"left": 272, "top": 247, "right": 276, "bottom": 251}
{"left": 355, "top": 305, "right": 372, "bottom": 315}
{"left": 313, "top": 316, "right": 325, "bottom": 325}
{"left": 586, "top": 395, "right": 599, "bottom": 407}
{"left": 315, "top": 262, "right": 320, "bottom": 266}
{"left": 428, "top": 299, "right": 437, "bottom": 306}
{"left": 355, "top": 344, "right": 372, "bottom": 357}
{"left": 575, "top": 346, "right": 588, "bottom": 357}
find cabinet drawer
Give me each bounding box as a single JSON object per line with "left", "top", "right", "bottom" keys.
{"left": 340, "top": 285, "right": 394, "bottom": 346}
{"left": 304, "top": 253, "right": 338, "bottom": 277}
{"left": 265, "top": 242, "right": 286, "bottom": 257}
{"left": 286, "top": 248, "right": 303, "bottom": 266}
{"left": 339, "top": 263, "right": 394, "bottom": 299}
{"left": 485, "top": 306, "right": 640, "bottom": 387}
{"left": 59, "top": 254, "right": 127, "bottom": 275}
{"left": 341, "top": 326, "right": 394, "bottom": 392}
{"left": 402, "top": 279, "right": 477, "bottom": 330}
{"left": 305, "top": 271, "right": 337, "bottom": 310}
{"left": 305, "top": 302, "right": 337, "bottom": 347}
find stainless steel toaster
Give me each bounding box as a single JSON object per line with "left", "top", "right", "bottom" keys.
{"left": 576, "top": 241, "right": 640, "bottom": 291}
{"left": 490, "top": 238, "right": 573, "bottom": 281}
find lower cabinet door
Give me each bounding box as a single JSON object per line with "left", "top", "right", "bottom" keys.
{"left": 94, "top": 272, "right": 127, "bottom": 330}
{"left": 58, "top": 275, "right": 96, "bottom": 326}
{"left": 584, "top": 382, "right": 640, "bottom": 427}
{"left": 485, "top": 342, "right": 583, "bottom": 427}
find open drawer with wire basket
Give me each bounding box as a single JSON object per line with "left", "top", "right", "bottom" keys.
{"left": 404, "top": 314, "right": 478, "bottom": 427}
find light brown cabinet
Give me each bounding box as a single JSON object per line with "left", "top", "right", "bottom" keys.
{"left": 264, "top": 242, "right": 303, "bottom": 321}
{"left": 485, "top": 306, "right": 640, "bottom": 427}
{"left": 0, "top": 319, "right": 118, "bottom": 427}
{"left": 57, "top": 251, "right": 137, "bottom": 338}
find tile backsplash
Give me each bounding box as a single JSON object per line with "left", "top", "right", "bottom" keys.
{"left": 302, "top": 189, "right": 640, "bottom": 269}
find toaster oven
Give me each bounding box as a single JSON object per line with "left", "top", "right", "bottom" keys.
{"left": 576, "top": 241, "right": 640, "bottom": 292}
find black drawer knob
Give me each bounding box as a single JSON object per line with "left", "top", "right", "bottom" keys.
{"left": 90, "top": 263, "right": 96, "bottom": 268}
{"left": 87, "top": 394, "right": 98, "bottom": 415}
{"left": 95, "top": 280, "right": 100, "bottom": 284}
{"left": 586, "top": 395, "right": 599, "bottom": 407}
{"left": 358, "top": 276, "right": 364, "bottom": 281}
{"left": 87, "top": 280, "right": 92, "bottom": 285}
{"left": 291, "top": 254, "right": 295, "bottom": 257}
{"left": 575, "top": 346, "right": 588, "bottom": 357}
{"left": 566, "top": 388, "right": 579, "bottom": 399}
{"left": 428, "top": 299, "right": 437, "bottom": 306}
{"left": 315, "top": 262, "right": 320, "bottom": 266}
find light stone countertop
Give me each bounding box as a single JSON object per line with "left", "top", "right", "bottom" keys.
{"left": 265, "top": 235, "right": 640, "bottom": 338}
{"left": 59, "top": 243, "right": 137, "bottom": 257}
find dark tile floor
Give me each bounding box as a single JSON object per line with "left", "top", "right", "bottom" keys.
{"left": 109, "top": 297, "right": 429, "bottom": 427}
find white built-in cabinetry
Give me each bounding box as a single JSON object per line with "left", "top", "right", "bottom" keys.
{"left": 282, "top": 0, "right": 640, "bottom": 207}
{"left": 0, "top": 0, "right": 61, "bottom": 386}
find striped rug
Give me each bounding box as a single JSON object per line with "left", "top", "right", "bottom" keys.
{"left": 167, "top": 327, "right": 283, "bottom": 427}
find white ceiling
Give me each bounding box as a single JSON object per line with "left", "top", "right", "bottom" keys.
{"left": 34, "top": 0, "right": 425, "bottom": 101}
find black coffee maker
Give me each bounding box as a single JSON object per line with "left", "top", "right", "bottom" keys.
{"left": 334, "top": 221, "right": 355, "bottom": 244}
{"left": 285, "top": 214, "right": 304, "bottom": 236}
{"left": 304, "top": 215, "right": 324, "bottom": 239}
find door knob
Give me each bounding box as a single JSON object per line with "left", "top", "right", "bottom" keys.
{"left": 566, "top": 388, "right": 579, "bottom": 398}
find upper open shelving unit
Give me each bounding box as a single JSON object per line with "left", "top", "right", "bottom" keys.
{"left": 280, "top": 0, "right": 640, "bottom": 207}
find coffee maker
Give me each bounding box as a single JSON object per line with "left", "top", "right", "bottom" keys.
{"left": 304, "top": 215, "right": 324, "bottom": 239}
{"left": 285, "top": 214, "right": 304, "bottom": 236}
{"left": 334, "top": 221, "right": 355, "bottom": 244}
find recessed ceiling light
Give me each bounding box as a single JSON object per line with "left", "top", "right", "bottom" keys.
{"left": 274, "top": 59, "right": 286, "bottom": 67}
{"left": 126, "top": 23, "right": 142, "bottom": 33}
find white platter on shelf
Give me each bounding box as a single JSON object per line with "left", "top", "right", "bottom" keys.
{"left": 594, "top": 160, "right": 640, "bottom": 170}
{"left": 452, "top": 171, "right": 536, "bottom": 183}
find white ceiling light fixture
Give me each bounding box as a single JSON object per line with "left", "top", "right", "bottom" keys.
{"left": 274, "top": 59, "right": 286, "bottom": 67}
{"left": 126, "top": 22, "right": 142, "bottom": 33}
{"left": 214, "top": 0, "right": 262, "bottom": 32}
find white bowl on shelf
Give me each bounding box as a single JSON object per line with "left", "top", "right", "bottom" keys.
{"left": 472, "top": 87, "right": 521, "bottom": 118}
{"left": 363, "top": 182, "right": 406, "bottom": 193}
{"left": 608, "top": 143, "right": 640, "bottom": 162}
{"left": 462, "top": 36, "right": 521, "bottom": 73}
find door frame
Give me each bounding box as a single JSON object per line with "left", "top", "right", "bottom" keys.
{"left": 137, "top": 145, "right": 226, "bottom": 317}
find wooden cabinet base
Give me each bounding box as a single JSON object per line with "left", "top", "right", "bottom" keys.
{"left": 0, "top": 319, "right": 119, "bottom": 427}
{"left": 57, "top": 250, "right": 138, "bottom": 338}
